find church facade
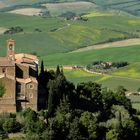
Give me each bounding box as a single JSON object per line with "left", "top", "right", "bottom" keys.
{"left": 0, "top": 39, "right": 38, "bottom": 113}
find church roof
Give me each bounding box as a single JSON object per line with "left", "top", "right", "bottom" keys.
{"left": 0, "top": 57, "right": 15, "bottom": 66}
{"left": 15, "top": 53, "right": 38, "bottom": 64}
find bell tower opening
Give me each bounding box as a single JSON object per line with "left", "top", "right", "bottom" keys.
{"left": 7, "top": 39, "right": 16, "bottom": 61}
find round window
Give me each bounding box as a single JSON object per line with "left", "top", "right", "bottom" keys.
{"left": 28, "top": 84, "right": 34, "bottom": 89}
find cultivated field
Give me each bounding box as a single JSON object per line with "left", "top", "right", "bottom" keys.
{"left": 42, "top": 1, "right": 97, "bottom": 15}
{"left": 8, "top": 8, "right": 42, "bottom": 16}
{"left": 72, "top": 38, "right": 140, "bottom": 52}
{"left": 93, "top": 0, "right": 140, "bottom": 16}
{"left": 64, "top": 69, "right": 140, "bottom": 92}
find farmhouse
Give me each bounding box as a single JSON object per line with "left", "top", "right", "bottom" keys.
{"left": 0, "top": 39, "right": 38, "bottom": 113}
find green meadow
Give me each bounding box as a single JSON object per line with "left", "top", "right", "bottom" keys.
{"left": 113, "top": 62, "right": 140, "bottom": 79}
{"left": 63, "top": 69, "right": 140, "bottom": 92}
{"left": 0, "top": 12, "right": 140, "bottom": 56}
{"left": 41, "top": 45, "right": 140, "bottom": 66}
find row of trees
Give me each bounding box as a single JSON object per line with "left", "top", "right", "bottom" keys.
{"left": 4, "top": 26, "right": 23, "bottom": 35}
{"left": 86, "top": 61, "right": 128, "bottom": 73}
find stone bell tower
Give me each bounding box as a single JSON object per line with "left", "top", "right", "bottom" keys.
{"left": 7, "top": 39, "right": 16, "bottom": 61}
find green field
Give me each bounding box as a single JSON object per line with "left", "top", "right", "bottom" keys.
{"left": 93, "top": 0, "right": 140, "bottom": 16}
{"left": 127, "top": 95, "right": 140, "bottom": 111}
{"left": 63, "top": 69, "right": 140, "bottom": 92}
{"left": 113, "top": 62, "right": 140, "bottom": 79}
{"left": 41, "top": 45, "right": 140, "bottom": 66}
{"left": 1, "top": 0, "right": 140, "bottom": 16}
{"left": 0, "top": 12, "right": 140, "bottom": 56}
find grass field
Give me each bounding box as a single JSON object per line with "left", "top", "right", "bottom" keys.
{"left": 113, "top": 62, "right": 140, "bottom": 79}
{"left": 42, "top": 1, "right": 97, "bottom": 16}
{"left": 0, "top": 0, "right": 140, "bottom": 16}
{"left": 0, "top": 12, "right": 140, "bottom": 56}
{"left": 63, "top": 69, "right": 140, "bottom": 92}
{"left": 127, "top": 95, "right": 140, "bottom": 111}
{"left": 92, "top": 0, "right": 140, "bottom": 16}
{"left": 41, "top": 45, "right": 140, "bottom": 66}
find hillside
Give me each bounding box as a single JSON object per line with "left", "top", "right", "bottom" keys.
{"left": 41, "top": 45, "right": 140, "bottom": 66}
{"left": 92, "top": 0, "right": 140, "bottom": 16}
{"left": 0, "top": 12, "right": 140, "bottom": 56}
{"left": 0, "top": 0, "right": 140, "bottom": 16}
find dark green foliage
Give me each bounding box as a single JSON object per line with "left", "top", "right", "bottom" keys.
{"left": 41, "top": 60, "right": 44, "bottom": 74}
{"left": 55, "top": 65, "right": 61, "bottom": 77}
{"left": 77, "top": 81, "right": 102, "bottom": 112}
{"left": 4, "top": 26, "right": 23, "bottom": 35}
{"left": 2, "top": 118, "right": 21, "bottom": 133}
{"left": 60, "top": 11, "right": 76, "bottom": 20}
{"left": 87, "top": 61, "right": 129, "bottom": 73}
{"left": 47, "top": 73, "right": 75, "bottom": 116}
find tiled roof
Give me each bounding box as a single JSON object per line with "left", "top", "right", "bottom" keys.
{"left": 0, "top": 57, "right": 15, "bottom": 66}
{"left": 15, "top": 53, "right": 38, "bottom": 64}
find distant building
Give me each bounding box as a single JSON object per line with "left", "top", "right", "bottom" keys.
{"left": 0, "top": 39, "right": 38, "bottom": 113}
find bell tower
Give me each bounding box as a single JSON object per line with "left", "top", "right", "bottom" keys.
{"left": 7, "top": 39, "right": 16, "bottom": 61}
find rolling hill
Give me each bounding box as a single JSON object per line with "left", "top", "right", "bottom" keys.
{"left": 0, "top": 12, "right": 140, "bottom": 56}
{"left": 0, "top": 0, "right": 140, "bottom": 16}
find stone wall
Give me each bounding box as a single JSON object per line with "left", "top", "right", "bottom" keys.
{"left": 0, "top": 77, "right": 16, "bottom": 113}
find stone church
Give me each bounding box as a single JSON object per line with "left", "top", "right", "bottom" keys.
{"left": 0, "top": 39, "right": 38, "bottom": 113}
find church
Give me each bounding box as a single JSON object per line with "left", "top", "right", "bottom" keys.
{"left": 0, "top": 39, "right": 38, "bottom": 112}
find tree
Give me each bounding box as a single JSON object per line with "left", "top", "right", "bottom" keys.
{"left": 41, "top": 60, "right": 44, "bottom": 74}
{"left": 80, "top": 111, "right": 98, "bottom": 140}
{"left": 106, "top": 129, "right": 119, "bottom": 140}
{"left": 3, "top": 118, "right": 21, "bottom": 133}
{"left": 76, "top": 82, "right": 102, "bottom": 112}
{"left": 0, "top": 82, "right": 5, "bottom": 97}
{"left": 60, "top": 11, "right": 76, "bottom": 20}
{"left": 56, "top": 65, "right": 61, "bottom": 77}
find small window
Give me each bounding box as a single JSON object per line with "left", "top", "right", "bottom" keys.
{"left": 28, "top": 84, "right": 34, "bottom": 89}
{"left": 2, "top": 68, "right": 6, "bottom": 73}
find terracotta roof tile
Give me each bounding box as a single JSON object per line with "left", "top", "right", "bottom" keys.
{"left": 15, "top": 53, "right": 38, "bottom": 64}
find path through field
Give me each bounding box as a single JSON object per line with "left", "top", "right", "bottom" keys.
{"left": 72, "top": 38, "right": 140, "bottom": 53}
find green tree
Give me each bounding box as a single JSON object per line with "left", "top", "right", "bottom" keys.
{"left": 3, "top": 118, "right": 21, "bottom": 133}
{"left": 106, "top": 129, "right": 119, "bottom": 140}
{"left": 41, "top": 60, "right": 44, "bottom": 74}
{"left": 80, "top": 111, "right": 98, "bottom": 139}
{"left": 77, "top": 82, "right": 102, "bottom": 112}
{"left": 56, "top": 65, "right": 61, "bottom": 77}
